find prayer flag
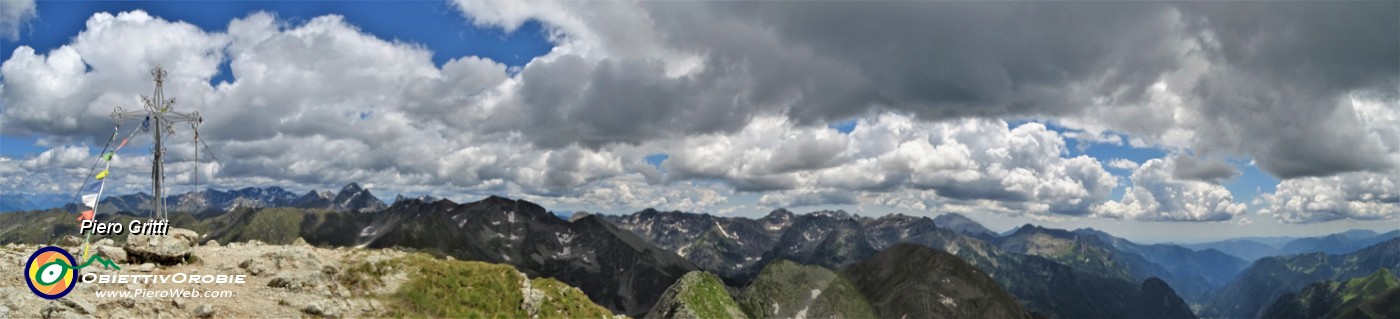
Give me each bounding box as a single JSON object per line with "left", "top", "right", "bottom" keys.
{"left": 82, "top": 194, "right": 99, "bottom": 208}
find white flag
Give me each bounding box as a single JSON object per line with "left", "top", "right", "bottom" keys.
{"left": 82, "top": 194, "right": 99, "bottom": 208}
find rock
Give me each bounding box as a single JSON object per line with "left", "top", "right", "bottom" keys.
{"left": 95, "top": 245, "right": 127, "bottom": 264}
{"left": 247, "top": 240, "right": 263, "bottom": 246}
{"left": 521, "top": 285, "right": 545, "bottom": 317}
{"left": 172, "top": 298, "right": 187, "bottom": 309}
{"left": 304, "top": 303, "right": 324, "bottom": 315}
{"left": 239, "top": 258, "right": 270, "bottom": 276}
{"left": 194, "top": 304, "right": 215, "bottom": 318}
{"left": 169, "top": 228, "right": 200, "bottom": 243}
{"left": 0, "top": 305, "right": 9, "bottom": 319}
{"left": 40, "top": 306, "right": 65, "bottom": 319}
{"left": 60, "top": 298, "right": 96, "bottom": 314}
{"left": 61, "top": 236, "right": 84, "bottom": 247}
{"left": 117, "top": 298, "right": 136, "bottom": 308}
{"left": 292, "top": 237, "right": 310, "bottom": 246}
{"left": 205, "top": 240, "right": 220, "bottom": 247}
{"left": 136, "top": 263, "right": 156, "bottom": 272}
{"left": 124, "top": 228, "right": 198, "bottom": 265}
{"left": 239, "top": 248, "right": 324, "bottom": 276}
{"left": 95, "top": 238, "right": 115, "bottom": 246}
{"left": 268, "top": 271, "right": 323, "bottom": 291}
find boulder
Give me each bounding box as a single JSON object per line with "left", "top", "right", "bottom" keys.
{"left": 268, "top": 271, "right": 324, "bottom": 291}
{"left": 124, "top": 228, "right": 197, "bottom": 265}
{"left": 60, "top": 298, "right": 95, "bottom": 315}
{"left": 194, "top": 304, "right": 215, "bottom": 318}
{"left": 95, "top": 245, "right": 127, "bottom": 264}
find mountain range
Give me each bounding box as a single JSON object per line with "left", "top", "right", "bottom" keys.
{"left": 1260, "top": 268, "right": 1400, "bottom": 319}
{"left": 2, "top": 188, "right": 1396, "bottom": 318}
{"left": 1184, "top": 230, "right": 1400, "bottom": 262}
{"left": 41, "top": 183, "right": 389, "bottom": 215}
{"left": 605, "top": 209, "right": 1199, "bottom": 318}
{"left": 1201, "top": 237, "right": 1400, "bottom": 318}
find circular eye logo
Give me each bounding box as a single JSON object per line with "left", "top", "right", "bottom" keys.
{"left": 25, "top": 246, "right": 78, "bottom": 299}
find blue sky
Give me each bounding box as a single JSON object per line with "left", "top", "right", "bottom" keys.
{"left": 0, "top": 1, "right": 1394, "bottom": 243}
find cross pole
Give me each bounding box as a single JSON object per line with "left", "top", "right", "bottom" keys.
{"left": 109, "top": 66, "right": 202, "bottom": 220}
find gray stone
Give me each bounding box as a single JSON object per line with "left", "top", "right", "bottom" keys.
{"left": 60, "top": 298, "right": 95, "bottom": 314}
{"left": 303, "top": 303, "right": 323, "bottom": 315}
{"left": 205, "top": 240, "right": 220, "bottom": 247}
{"left": 60, "top": 236, "right": 84, "bottom": 247}
{"left": 136, "top": 263, "right": 156, "bottom": 272}
{"left": 40, "top": 306, "right": 65, "bottom": 319}
{"left": 95, "top": 245, "right": 127, "bottom": 264}
{"left": 124, "top": 228, "right": 198, "bottom": 265}
{"left": 268, "top": 271, "right": 322, "bottom": 291}
{"left": 292, "top": 237, "right": 309, "bottom": 246}
{"left": 95, "top": 238, "right": 114, "bottom": 247}
{"left": 194, "top": 304, "right": 215, "bottom": 318}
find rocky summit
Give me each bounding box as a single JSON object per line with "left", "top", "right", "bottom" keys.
{"left": 0, "top": 238, "right": 615, "bottom": 319}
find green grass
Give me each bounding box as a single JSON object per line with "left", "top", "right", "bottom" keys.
{"left": 677, "top": 272, "right": 739, "bottom": 319}
{"left": 374, "top": 254, "right": 614, "bottom": 319}
{"left": 205, "top": 208, "right": 307, "bottom": 245}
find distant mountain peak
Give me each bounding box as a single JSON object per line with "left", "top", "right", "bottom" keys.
{"left": 810, "top": 209, "right": 852, "bottom": 220}
{"left": 933, "top": 212, "right": 995, "bottom": 238}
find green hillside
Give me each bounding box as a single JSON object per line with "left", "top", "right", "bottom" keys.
{"left": 646, "top": 271, "right": 748, "bottom": 319}
{"left": 377, "top": 254, "right": 616, "bottom": 318}
{"left": 1204, "top": 238, "right": 1400, "bottom": 318}
{"left": 737, "top": 260, "right": 876, "bottom": 319}
{"left": 1261, "top": 268, "right": 1400, "bottom": 319}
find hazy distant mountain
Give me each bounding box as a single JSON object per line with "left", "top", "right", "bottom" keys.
{"left": 1201, "top": 237, "right": 1400, "bottom": 318}
{"left": 391, "top": 193, "right": 438, "bottom": 205}
{"left": 994, "top": 225, "right": 1196, "bottom": 298}
{"left": 1278, "top": 231, "right": 1400, "bottom": 256}
{"left": 1260, "top": 268, "right": 1400, "bottom": 319}
{"left": 931, "top": 213, "right": 997, "bottom": 239}
{"left": 0, "top": 193, "right": 69, "bottom": 213}
{"left": 1180, "top": 230, "right": 1399, "bottom": 263}
{"left": 169, "top": 186, "right": 301, "bottom": 213}
{"left": 842, "top": 244, "right": 1033, "bottom": 319}
{"left": 52, "top": 183, "right": 387, "bottom": 215}
{"left": 1183, "top": 239, "right": 1283, "bottom": 262}
{"left": 1074, "top": 227, "right": 1250, "bottom": 302}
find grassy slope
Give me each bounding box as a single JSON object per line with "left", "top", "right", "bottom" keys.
{"left": 737, "top": 260, "right": 876, "bottom": 319}
{"left": 339, "top": 254, "right": 615, "bottom": 318}
{"left": 677, "top": 272, "right": 744, "bottom": 319}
